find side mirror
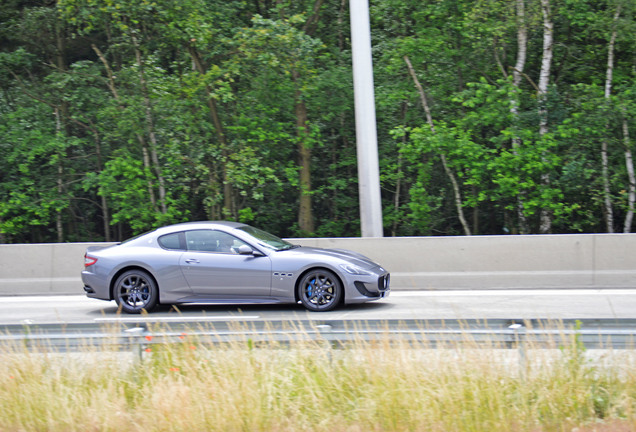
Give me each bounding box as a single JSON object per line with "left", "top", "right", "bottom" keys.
{"left": 238, "top": 244, "right": 265, "bottom": 256}
{"left": 237, "top": 245, "right": 253, "bottom": 255}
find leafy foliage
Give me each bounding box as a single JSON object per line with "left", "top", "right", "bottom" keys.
{"left": 0, "top": 0, "right": 634, "bottom": 242}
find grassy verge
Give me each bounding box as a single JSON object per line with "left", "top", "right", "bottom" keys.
{"left": 1, "top": 322, "right": 636, "bottom": 432}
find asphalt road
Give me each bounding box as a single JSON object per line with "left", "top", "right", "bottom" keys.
{"left": 1, "top": 289, "right": 635, "bottom": 326}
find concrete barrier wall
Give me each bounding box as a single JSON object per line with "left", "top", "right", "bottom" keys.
{"left": 294, "top": 235, "right": 636, "bottom": 289}
{"left": 1, "top": 234, "right": 636, "bottom": 296}
{"left": 0, "top": 243, "right": 108, "bottom": 296}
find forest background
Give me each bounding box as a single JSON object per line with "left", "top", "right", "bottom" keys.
{"left": 0, "top": 0, "right": 634, "bottom": 243}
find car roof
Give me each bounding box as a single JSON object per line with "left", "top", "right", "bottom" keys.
{"left": 154, "top": 221, "right": 248, "bottom": 235}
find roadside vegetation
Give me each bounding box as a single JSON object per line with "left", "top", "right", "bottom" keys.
{"left": 1, "top": 323, "right": 636, "bottom": 431}
{"left": 1, "top": 0, "right": 635, "bottom": 242}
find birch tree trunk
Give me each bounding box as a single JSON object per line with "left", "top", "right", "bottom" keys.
{"left": 538, "top": 0, "right": 553, "bottom": 234}
{"left": 404, "top": 55, "right": 471, "bottom": 236}
{"left": 601, "top": 7, "right": 621, "bottom": 233}
{"left": 510, "top": 0, "right": 529, "bottom": 234}
{"left": 623, "top": 108, "right": 635, "bottom": 232}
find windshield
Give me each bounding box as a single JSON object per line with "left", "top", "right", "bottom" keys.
{"left": 237, "top": 226, "right": 295, "bottom": 251}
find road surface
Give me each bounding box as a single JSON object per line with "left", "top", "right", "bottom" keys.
{"left": 1, "top": 289, "right": 635, "bottom": 326}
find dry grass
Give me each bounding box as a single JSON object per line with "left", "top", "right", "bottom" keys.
{"left": 1, "top": 322, "right": 636, "bottom": 432}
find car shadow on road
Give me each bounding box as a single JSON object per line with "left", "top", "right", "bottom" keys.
{"left": 163, "top": 300, "right": 393, "bottom": 314}
{"left": 88, "top": 299, "right": 394, "bottom": 318}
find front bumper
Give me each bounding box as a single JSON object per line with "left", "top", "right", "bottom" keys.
{"left": 353, "top": 273, "right": 390, "bottom": 298}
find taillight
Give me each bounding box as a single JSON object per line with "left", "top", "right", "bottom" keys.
{"left": 84, "top": 254, "right": 98, "bottom": 267}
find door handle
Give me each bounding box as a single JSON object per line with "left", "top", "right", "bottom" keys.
{"left": 184, "top": 258, "right": 200, "bottom": 264}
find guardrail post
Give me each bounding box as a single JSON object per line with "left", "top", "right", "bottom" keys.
{"left": 508, "top": 323, "right": 527, "bottom": 376}
{"left": 316, "top": 324, "right": 334, "bottom": 363}
{"left": 124, "top": 326, "right": 147, "bottom": 363}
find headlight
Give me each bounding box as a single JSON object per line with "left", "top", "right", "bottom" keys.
{"left": 339, "top": 264, "right": 372, "bottom": 276}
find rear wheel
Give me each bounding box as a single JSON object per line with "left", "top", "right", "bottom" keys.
{"left": 297, "top": 269, "right": 342, "bottom": 312}
{"left": 113, "top": 270, "right": 158, "bottom": 314}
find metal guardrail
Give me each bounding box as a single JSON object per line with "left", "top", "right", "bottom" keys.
{"left": 1, "top": 319, "right": 635, "bottom": 352}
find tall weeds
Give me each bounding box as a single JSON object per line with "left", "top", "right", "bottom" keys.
{"left": 1, "top": 322, "right": 635, "bottom": 432}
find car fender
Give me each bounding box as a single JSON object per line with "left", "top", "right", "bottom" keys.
{"left": 106, "top": 249, "right": 192, "bottom": 302}
{"left": 268, "top": 253, "right": 347, "bottom": 302}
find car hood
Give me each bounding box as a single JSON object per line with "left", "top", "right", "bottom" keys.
{"left": 282, "top": 246, "right": 381, "bottom": 269}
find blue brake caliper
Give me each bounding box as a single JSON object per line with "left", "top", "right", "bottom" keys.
{"left": 307, "top": 278, "right": 316, "bottom": 298}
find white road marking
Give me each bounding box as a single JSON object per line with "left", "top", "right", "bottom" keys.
{"left": 94, "top": 316, "right": 260, "bottom": 323}
{"left": 3, "top": 290, "right": 636, "bottom": 304}
{"left": 390, "top": 289, "right": 636, "bottom": 297}
{"left": 0, "top": 295, "right": 87, "bottom": 302}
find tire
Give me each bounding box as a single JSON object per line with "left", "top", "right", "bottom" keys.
{"left": 113, "top": 269, "right": 158, "bottom": 314}
{"left": 297, "top": 269, "right": 342, "bottom": 312}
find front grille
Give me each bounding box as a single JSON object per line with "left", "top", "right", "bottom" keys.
{"left": 378, "top": 274, "right": 390, "bottom": 291}
{"left": 354, "top": 274, "right": 390, "bottom": 298}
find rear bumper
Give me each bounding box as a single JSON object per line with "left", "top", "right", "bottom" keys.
{"left": 82, "top": 270, "right": 111, "bottom": 300}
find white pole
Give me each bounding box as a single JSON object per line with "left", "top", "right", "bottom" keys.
{"left": 350, "top": 0, "right": 384, "bottom": 237}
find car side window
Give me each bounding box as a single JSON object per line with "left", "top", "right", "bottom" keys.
{"left": 158, "top": 232, "right": 184, "bottom": 250}
{"left": 185, "top": 230, "right": 248, "bottom": 254}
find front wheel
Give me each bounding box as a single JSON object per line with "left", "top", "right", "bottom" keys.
{"left": 113, "top": 270, "right": 158, "bottom": 314}
{"left": 297, "top": 269, "right": 342, "bottom": 312}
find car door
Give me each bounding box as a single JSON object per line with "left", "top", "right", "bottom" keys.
{"left": 179, "top": 229, "right": 272, "bottom": 298}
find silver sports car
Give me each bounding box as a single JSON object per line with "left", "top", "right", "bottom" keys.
{"left": 82, "top": 221, "right": 390, "bottom": 313}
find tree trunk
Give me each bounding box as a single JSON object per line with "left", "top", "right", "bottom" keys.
{"left": 404, "top": 55, "right": 471, "bottom": 236}
{"left": 623, "top": 109, "right": 635, "bottom": 233}
{"left": 538, "top": 0, "right": 553, "bottom": 234}
{"left": 292, "top": 70, "right": 315, "bottom": 234}
{"left": 602, "top": 6, "right": 622, "bottom": 233}
{"left": 54, "top": 20, "right": 67, "bottom": 242}
{"left": 187, "top": 46, "right": 234, "bottom": 218}
{"left": 54, "top": 107, "right": 64, "bottom": 243}
{"left": 131, "top": 33, "right": 167, "bottom": 215}
{"left": 92, "top": 44, "right": 158, "bottom": 213}
{"left": 92, "top": 128, "right": 111, "bottom": 241}
{"left": 510, "top": 0, "right": 530, "bottom": 234}
{"left": 392, "top": 103, "right": 407, "bottom": 237}
{"left": 278, "top": 0, "right": 325, "bottom": 235}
